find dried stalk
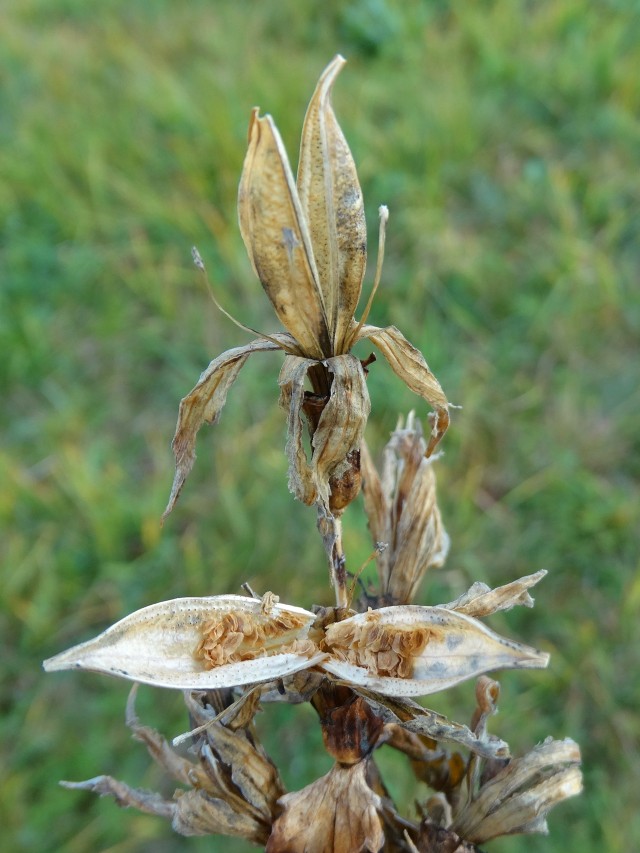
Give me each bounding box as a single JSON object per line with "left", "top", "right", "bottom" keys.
{"left": 44, "top": 55, "right": 582, "bottom": 852}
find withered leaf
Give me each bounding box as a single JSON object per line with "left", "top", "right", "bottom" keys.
{"left": 278, "top": 355, "right": 318, "bottom": 505}
{"left": 172, "top": 788, "right": 268, "bottom": 840}
{"left": 311, "top": 355, "right": 371, "bottom": 507}
{"left": 164, "top": 335, "right": 297, "bottom": 519}
{"left": 184, "top": 693, "right": 285, "bottom": 824}
{"left": 67, "top": 688, "right": 283, "bottom": 842}
{"left": 297, "top": 54, "right": 367, "bottom": 354}
{"left": 384, "top": 724, "right": 467, "bottom": 795}
{"left": 238, "top": 109, "right": 330, "bottom": 358}
{"left": 267, "top": 762, "right": 385, "bottom": 853}
{"left": 80, "top": 745, "right": 269, "bottom": 841}
{"left": 61, "top": 775, "right": 174, "bottom": 819}
{"left": 125, "top": 685, "right": 212, "bottom": 790}
{"left": 441, "top": 571, "right": 547, "bottom": 617}
{"left": 355, "top": 325, "right": 449, "bottom": 456}
{"left": 360, "top": 439, "right": 388, "bottom": 551}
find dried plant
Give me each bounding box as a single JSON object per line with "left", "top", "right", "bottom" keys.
{"left": 45, "top": 56, "right": 582, "bottom": 851}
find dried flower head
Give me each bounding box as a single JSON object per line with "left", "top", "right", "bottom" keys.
{"left": 433, "top": 678, "right": 583, "bottom": 846}
{"left": 361, "top": 412, "right": 450, "bottom": 605}
{"left": 164, "top": 56, "right": 449, "bottom": 519}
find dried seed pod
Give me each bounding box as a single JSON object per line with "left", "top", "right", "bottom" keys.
{"left": 44, "top": 595, "right": 322, "bottom": 690}
{"left": 322, "top": 606, "right": 549, "bottom": 696}
{"left": 45, "top": 590, "right": 548, "bottom": 701}
{"left": 452, "top": 737, "right": 583, "bottom": 842}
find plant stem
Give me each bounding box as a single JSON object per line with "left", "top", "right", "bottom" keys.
{"left": 317, "top": 508, "right": 348, "bottom": 608}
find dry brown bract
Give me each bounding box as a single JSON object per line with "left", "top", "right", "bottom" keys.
{"left": 266, "top": 762, "right": 385, "bottom": 853}
{"left": 164, "top": 55, "right": 449, "bottom": 519}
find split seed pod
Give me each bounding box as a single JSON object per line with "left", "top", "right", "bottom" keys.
{"left": 164, "top": 55, "right": 450, "bottom": 518}
{"left": 44, "top": 595, "right": 322, "bottom": 690}
{"left": 322, "top": 605, "right": 549, "bottom": 697}
{"left": 45, "top": 583, "right": 549, "bottom": 699}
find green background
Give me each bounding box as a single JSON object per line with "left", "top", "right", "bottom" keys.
{"left": 2, "top": 0, "right": 639, "bottom": 850}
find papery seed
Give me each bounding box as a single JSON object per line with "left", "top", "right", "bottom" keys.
{"left": 323, "top": 613, "right": 440, "bottom": 679}
{"left": 196, "top": 610, "right": 312, "bottom": 669}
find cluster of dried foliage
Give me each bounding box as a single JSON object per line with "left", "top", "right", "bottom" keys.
{"left": 45, "top": 57, "right": 582, "bottom": 851}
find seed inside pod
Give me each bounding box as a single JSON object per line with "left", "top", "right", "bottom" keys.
{"left": 323, "top": 611, "right": 443, "bottom": 678}
{"left": 196, "top": 610, "right": 316, "bottom": 669}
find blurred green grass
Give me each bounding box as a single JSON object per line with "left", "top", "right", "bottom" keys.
{"left": 1, "top": 0, "right": 639, "bottom": 850}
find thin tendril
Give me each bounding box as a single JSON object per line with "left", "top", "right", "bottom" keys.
{"left": 191, "top": 246, "right": 301, "bottom": 356}
{"left": 347, "top": 205, "right": 389, "bottom": 349}
{"left": 347, "top": 542, "right": 388, "bottom": 609}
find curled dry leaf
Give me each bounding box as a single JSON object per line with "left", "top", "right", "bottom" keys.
{"left": 182, "top": 691, "right": 285, "bottom": 836}
{"left": 62, "top": 686, "right": 285, "bottom": 843}
{"left": 165, "top": 56, "right": 450, "bottom": 517}
{"left": 125, "top": 685, "right": 212, "bottom": 790}
{"left": 164, "top": 334, "right": 298, "bottom": 519}
{"left": 384, "top": 724, "right": 467, "bottom": 797}
{"left": 470, "top": 676, "right": 500, "bottom": 738}
{"left": 441, "top": 570, "right": 548, "bottom": 618}
{"left": 353, "top": 326, "right": 450, "bottom": 457}
{"left": 353, "top": 688, "right": 509, "bottom": 761}
{"left": 266, "top": 761, "right": 385, "bottom": 853}
{"left": 61, "top": 775, "right": 175, "bottom": 820}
